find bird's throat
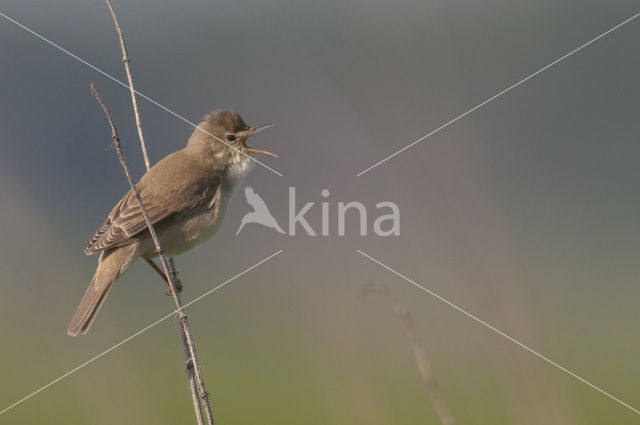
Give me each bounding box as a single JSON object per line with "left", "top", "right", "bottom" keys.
{"left": 225, "top": 156, "right": 255, "bottom": 188}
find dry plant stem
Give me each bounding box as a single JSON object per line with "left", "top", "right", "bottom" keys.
{"left": 104, "top": 0, "right": 151, "bottom": 171}
{"left": 393, "top": 301, "right": 456, "bottom": 425}
{"left": 145, "top": 257, "right": 170, "bottom": 284}
{"left": 103, "top": 3, "right": 204, "bottom": 422}
{"left": 170, "top": 259, "right": 206, "bottom": 425}
{"left": 145, "top": 257, "right": 184, "bottom": 293}
{"left": 186, "top": 339, "right": 206, "bottom": 425}
{"left": 90, "top": 83, "right": 214, "bottom": 425}
{"left": 362, "top": 283, "right": 455, "bottom": 425}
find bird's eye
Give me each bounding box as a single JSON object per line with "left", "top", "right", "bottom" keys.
{"left": 226, "top": 134, "right": 236, "bottom": 142}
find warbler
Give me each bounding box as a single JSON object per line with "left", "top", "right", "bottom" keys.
{"left": 68, "top": 109, "right": 275, "bottom": 336}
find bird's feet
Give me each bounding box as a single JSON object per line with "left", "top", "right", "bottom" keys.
{"left": 165, "top": 277, "right": 183, "bottom": 296}
{"left": 145, "top": 257, "right": 183, "bottom": 296}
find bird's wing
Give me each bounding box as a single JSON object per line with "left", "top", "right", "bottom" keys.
{"left": 85, "top": 152, "right": 220, "bottom": 254}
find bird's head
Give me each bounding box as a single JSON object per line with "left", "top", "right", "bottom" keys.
{"left": 188, "top": 109, "right": 276, "bottom": 162}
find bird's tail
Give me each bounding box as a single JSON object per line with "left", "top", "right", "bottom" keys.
{"left": 68, "top": 246, "right": 137, "bottom": 336}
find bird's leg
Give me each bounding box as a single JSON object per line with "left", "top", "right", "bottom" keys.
{"left": 145, "top": 257, "right": 183, "bottom": 294}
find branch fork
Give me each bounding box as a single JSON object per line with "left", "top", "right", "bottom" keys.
{"left": 94, "top": 2, "right": 216, "bottom": 423}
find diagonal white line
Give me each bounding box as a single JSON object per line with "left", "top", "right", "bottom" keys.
{"left": 356, "top": 249, "right": 640, "bottom": 415}
{"left": 356, "top": 11, "right": 640, "bottom": 176}
{"left": 0, "top": 249, "right": 283, "bottom": 416}
{"left": 0, "top": 10, "right": 283, "bottom": 177}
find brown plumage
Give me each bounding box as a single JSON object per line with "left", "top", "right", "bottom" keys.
{"left": 68, "top": 109, "right": 275, "bottom": 336}
{"left": 84, "top": 151, "right": 221, "bottom": 254}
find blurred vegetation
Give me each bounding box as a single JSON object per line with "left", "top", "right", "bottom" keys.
{"left": 1, "top": 0, "right": 640, "bottom": 423}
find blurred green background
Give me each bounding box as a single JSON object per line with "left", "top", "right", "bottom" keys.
{"left": 1, "top": 0, "right": 639, "bottom": 423}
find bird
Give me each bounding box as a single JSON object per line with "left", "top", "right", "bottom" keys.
{"left": 236, "top": 186, "right": 285, "bottom": 235}
{"left": 68, "top": 109, "right": 275, "bottom": 336}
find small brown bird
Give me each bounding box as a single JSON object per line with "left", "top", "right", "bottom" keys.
{"left": 68, "top": 109, "right": 275, "bottom": 336}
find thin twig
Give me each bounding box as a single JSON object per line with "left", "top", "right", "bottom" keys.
{"left": 91, "top": 83, "right": 214, "bottom": 425}
{"left": 362, "top": 283, "right": 456, "bottom": 425}
{"left": 393, "top": 302, "right": 456, "bottom": 425}
{"left": 102, "top": 3, "right": 207, "bottom": 423}
{"left": 170, "top": 258, "right": 206, "bottom": 425}
{"left": 144, "top": 257, "right": 184, "bottom": 293}
{"left": 104, "top": 0, "right": 150, "bottom": 171}
{"left": 145, "top": 257, "right": 169, "bottom": 283}
{"left": 186, "top": 346, "right": 206, "bottom": 425}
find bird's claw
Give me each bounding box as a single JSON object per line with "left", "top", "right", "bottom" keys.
{"left": 165, "top": 278, "right": 183, "bottom": 296}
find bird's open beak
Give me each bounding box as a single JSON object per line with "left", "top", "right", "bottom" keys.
{"left": 243, "top": 123, "right": 277, "bottom": 157}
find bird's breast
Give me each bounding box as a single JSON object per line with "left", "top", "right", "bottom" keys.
{"left": 159, "top": 205, "right": 224, "bottom": 255}
{"left": 157, "top": 159, "right": 253, "bottom": 255}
